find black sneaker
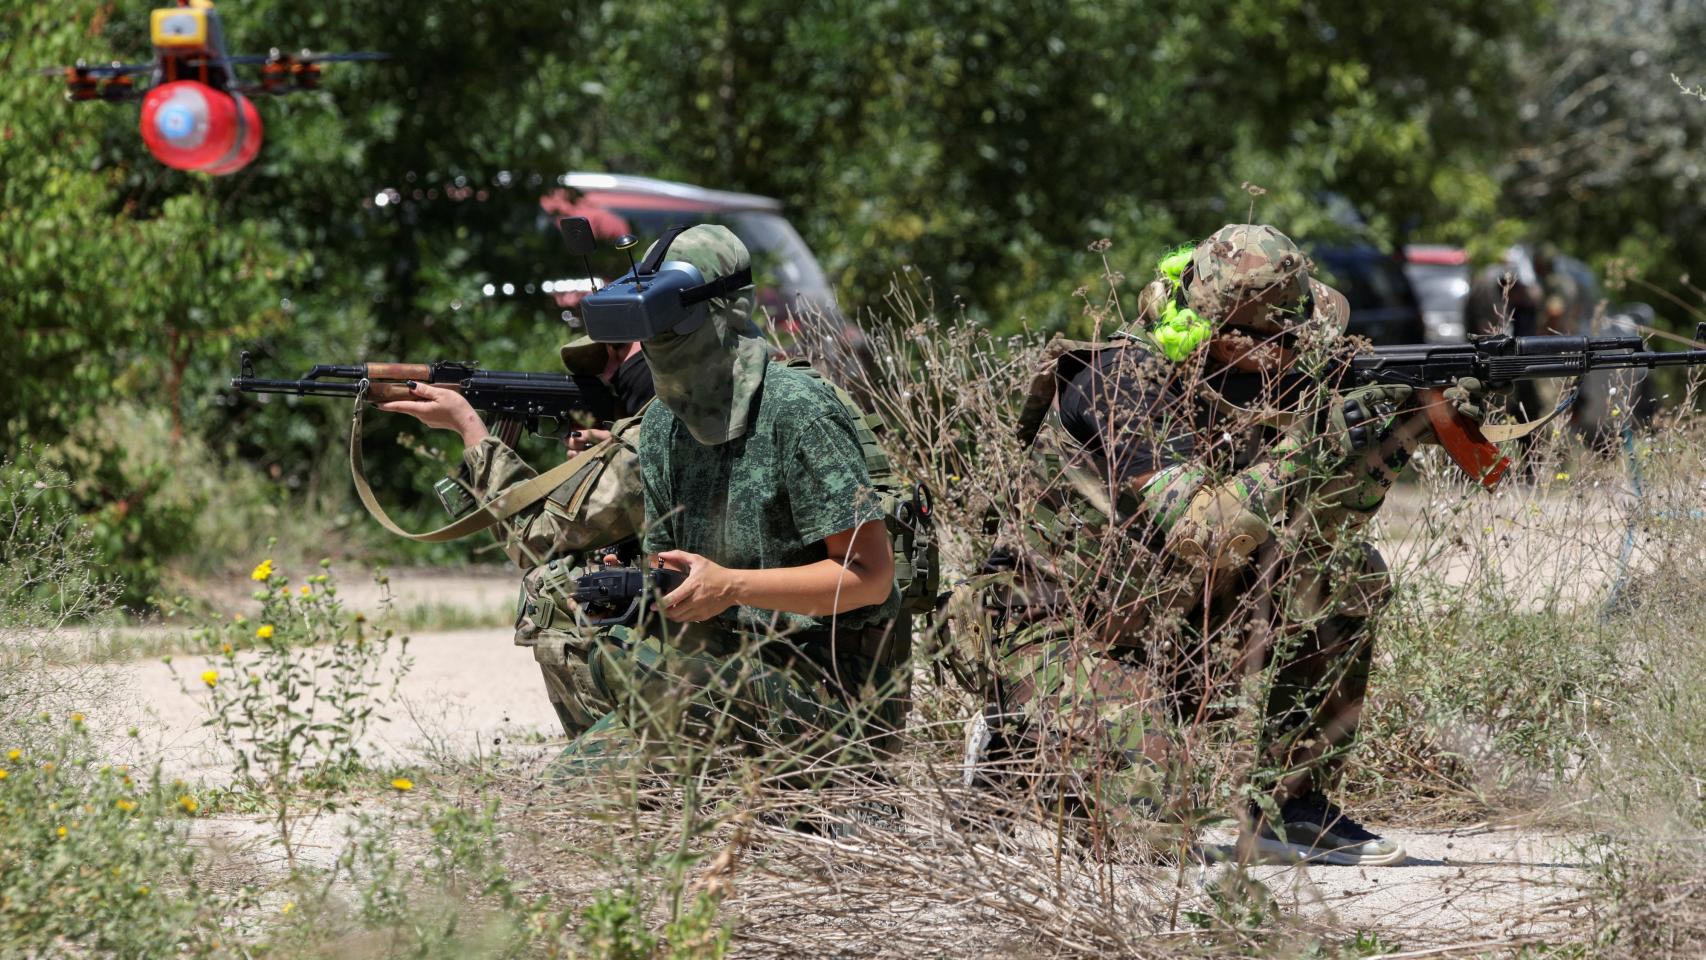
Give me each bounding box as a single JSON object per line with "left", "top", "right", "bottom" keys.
{"left": 1248, "top": 794, "right": 1406, "bottom": 866}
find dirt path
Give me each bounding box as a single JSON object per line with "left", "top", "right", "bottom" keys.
{"left": 91, "top": 624, "right": 562, "bottom": 784}
{"left": 83, "top": 569, "right": 559, "bottom": 780}
{"left": 1217, "top": 825, "right": 1590, "bottom": 944}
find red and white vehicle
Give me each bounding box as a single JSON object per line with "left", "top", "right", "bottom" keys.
{"left": 1401, "top": 244, "right": 1472, "bottom": 343}
{"left": 533, "top": 173, "right": 840, "bottom": 330}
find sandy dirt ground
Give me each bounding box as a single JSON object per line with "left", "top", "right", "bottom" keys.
{"left": 87, "top": 623, "right": 561, "bottom": 783}
{"left": 1205, "top": 824, "right": 1591, "bottom": 944}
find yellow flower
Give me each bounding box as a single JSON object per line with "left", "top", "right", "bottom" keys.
{"left": 200, "top": 670, "right": 218, "bottom": 688}
{"left": 0, "top": 769, "right": 9, "bottom": 781}
{"left": 390, "top": 777, "right": 414, "bottom": 792}
{"left": 56, "top": 826, "right": 67, "bottom": 838}
{"left": 136, "top": 885, "right": 150, "bottom": 896}
{"left": 178, "top": 794, "right": 199, "bottom": 814}
{"left": 115, "top": 798, "right": 136, "bottom": 812}
{"left": 1555, "top": 471, "right": 1570, "bottom": 482}
{"left": 255, "top": 624, "right": 275, "bottom": 640}
{"left": 220, "top": 642, "right": 233, "bottom": 655}
{"left": 250, "top": 559, "right": 274, "bottom": 582}
{"left": 69, "top": 712, "right": 84, "bottom": 725}
{"left": 300, "top": 585, "right": 311, "bottom": 596}
{"left": 281, "top": 902, "right": 296, "bottom": 915}
{"left": 6, "top": 749, "right": 19, "bottom": 761}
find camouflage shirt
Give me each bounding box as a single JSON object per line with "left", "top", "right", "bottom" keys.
{"left": 638, "top": 361, "right": 901, "bottom": 635}
{"left": 461, "top": 433, "right": 645, "bottom": 572}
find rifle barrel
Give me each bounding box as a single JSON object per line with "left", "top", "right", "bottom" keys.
{"left": 230, "top": 376, "right": 363, "bottom": 397}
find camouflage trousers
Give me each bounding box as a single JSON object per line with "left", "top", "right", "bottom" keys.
{"left": 531, "top": 624, "right": 629, "bottom": 738}
{"left": 557, "top": 616, "right": 912, "bottom": 783}
{"left": 515, "top": 557, "right": 629, "bottom": 739}
{"left": 973, "top": 601, "right": 1376, "bottom": 815}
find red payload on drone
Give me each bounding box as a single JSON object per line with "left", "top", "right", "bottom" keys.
{"left": 43, "top": 0, "right": 385, "bottom": 176}
{"left": 139, "top": 80, "right": 261, "bottom": 174}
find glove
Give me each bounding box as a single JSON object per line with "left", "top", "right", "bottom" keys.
{"left": 1440, "top": 376, "right": 1489, "bottom": 425}
{"left": 1171, "top": 483, "right": 1273, "bottom": 571}
{"left": 1324, "top": 384, "right": 1414, "bottom": 460}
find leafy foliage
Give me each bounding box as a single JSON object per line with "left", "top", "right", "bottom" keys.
{"left": 12, "top": 0, "right": 1702, "bottom": 597}
{"left": 0, "top": 718, "right": 228, "bottom": 957}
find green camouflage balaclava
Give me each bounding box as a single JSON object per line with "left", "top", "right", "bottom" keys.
{"left": 639, "top": 224, "right": 769, "bottom": 445}
{"left": 1188, "top": 223, "right": 1346, "bottom": 338}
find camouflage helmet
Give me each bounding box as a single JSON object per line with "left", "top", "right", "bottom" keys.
{"left": 559, "top": 334, "right": 608, "bottom": 376}
{"left": 1186, "top": 224, "right": 1316, "bottom": 335}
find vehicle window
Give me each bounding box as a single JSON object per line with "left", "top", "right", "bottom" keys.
{"left": 1364, "top": 260, "right": 1410, "bottom": 309}
{"left": 1313, "top": 253, "right": 1414, "bottom": 311}
{"left": 720, "top": 212, "right": 829, "bottom": 291}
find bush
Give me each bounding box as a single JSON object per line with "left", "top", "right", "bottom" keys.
{"left": 24, "top": 405, "right": 368, "bottom": 608}
{"left": 0, "top": 716, "right": 229, "bottom": 957}
{"left": 0, "top": 456, "right": 118, "bottom": 758}
{"left": 176, "top": 555, "right": 411, "bottom": 865}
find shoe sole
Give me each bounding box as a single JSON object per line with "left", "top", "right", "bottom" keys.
{"left": 1247, "top": 834, "right": 1408, "bottom": 867}
{"left": 961, "top": 710, "right": 992, "bottom": 789}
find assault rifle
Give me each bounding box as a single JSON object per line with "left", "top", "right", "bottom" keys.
{"left": 230, "top": 350, "right": 618, "bottom": 445}
{"left": 230, "top": 350, "right": 623, "bottom": 543}
{"left": 573, "top": 565, "right": 686, "bottom": 627}
{"left": 1348, "top": 324, "right": 1706, "bottom": 488}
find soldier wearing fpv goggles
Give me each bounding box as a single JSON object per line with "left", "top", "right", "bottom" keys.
{"left": 572, "top": 223, "right": 908, "bottom": 785}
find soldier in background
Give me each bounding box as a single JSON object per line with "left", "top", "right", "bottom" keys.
{"left": 959, "top": 224, "right": 1493, "bottom": 865}
{"left": 1465, "top": 244, "right": 1616, "bottom": 432}
{"left": 376, "top": 336, "right": 655, "bottom": 740}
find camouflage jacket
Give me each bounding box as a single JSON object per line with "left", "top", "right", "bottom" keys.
{"left": 459, "top": 422, "right": 645, "bottom": 574}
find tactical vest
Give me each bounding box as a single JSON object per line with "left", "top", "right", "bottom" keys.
{"left": 513, "top": 410, "right": 649, "bottom": 650}
{"left": 784, "top": 359, "right": 941, "bottom": 616}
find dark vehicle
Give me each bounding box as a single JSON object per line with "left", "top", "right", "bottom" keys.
{"left": 1402, "top": 244, "right": 1472, "bottom": 343}
{"left": 1308, "top": 245, "right": 1428, "bottom": 346}
{"left": 534, "top": 173, "right": 839, "bottom": 328}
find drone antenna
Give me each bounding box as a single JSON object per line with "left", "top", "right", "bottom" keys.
{"left": 615, "top": 234, "right": 642, "bottom": 291}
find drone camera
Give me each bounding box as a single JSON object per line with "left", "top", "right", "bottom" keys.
{"left": 150, "top": 7, "right": 210, "bottom": 49}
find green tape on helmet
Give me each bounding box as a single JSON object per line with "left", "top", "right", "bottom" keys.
{"left": 1151, "top": 243, "right": 1212, "bottom": 362}
{"left": 1157, "top": 244, "right": 1195, "bottom": 286}
{"left": 1153, "top": 301, "right": 1213, "bottom": 361}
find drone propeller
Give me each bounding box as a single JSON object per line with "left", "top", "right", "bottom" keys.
{"left": 216, "top": 49, "right": 392, "bottom": 67}
{"left": 38, "top": 61, "right": 152, "bottom": 102}
{"left": 36, "top": 60, "right": 153, "bottom": 80}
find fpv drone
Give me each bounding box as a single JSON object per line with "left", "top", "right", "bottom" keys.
{"left": 41, "top": 0, "right": 385, "bottom": 175}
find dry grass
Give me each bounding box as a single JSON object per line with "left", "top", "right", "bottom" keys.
{"left": 10, "top": 274, "right": 1706, "bottom": 956}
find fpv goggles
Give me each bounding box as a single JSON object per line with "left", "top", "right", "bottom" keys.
{"left": 573, "top": 223, "right": 754, "bottom": 344}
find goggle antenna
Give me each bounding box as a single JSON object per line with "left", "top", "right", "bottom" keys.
{"left": 615, "top": 234, "right": 642, "bottom": 291}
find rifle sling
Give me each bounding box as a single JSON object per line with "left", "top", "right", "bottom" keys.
{"left": 348, "top": 395, "right": 611, "bottom": 543}
{"left": 1477, "top": 384, "right": 1579, "bottom": 443}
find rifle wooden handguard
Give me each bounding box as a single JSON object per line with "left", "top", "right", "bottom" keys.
{"left": 1418, "top": 387, "right": 1509, "bottom": 490}
{"left": 359, "top": 381, "right": 466, "bottom": 403}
